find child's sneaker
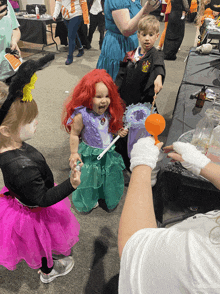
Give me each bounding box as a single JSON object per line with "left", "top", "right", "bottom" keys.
{"left": 38, "top": 256, "right": 74, "bottom": 283}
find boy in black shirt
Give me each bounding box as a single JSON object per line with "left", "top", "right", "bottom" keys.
{"left": 115, "top": 15, "right": 165, "bottom": 107}
{"left": 115, "top": 15, "right": 166, "bottom": 170}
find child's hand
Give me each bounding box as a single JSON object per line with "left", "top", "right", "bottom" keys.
{"left": 154, "top": 75, "right": 163, "bottom": 95}
{"left": 70, "top": 168, "right": 81, "bottom": 189}
{"left": 118, "top": 128, "right": 128, "bottom": 138}
{"left": 69, "top": 153, "right": 83, "bottom": 170}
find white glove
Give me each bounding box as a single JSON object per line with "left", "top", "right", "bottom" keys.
{"left": 173, "top": 142, "right": 211, "bottom": 176}
{"left": 130, "top": 137, "right": 160, "bottom": 171}
{"left": 53, "top": 0, "right": 62, "bottom": 19}
{"left": 151, "top": 151, "right": 164, "bottom": 187}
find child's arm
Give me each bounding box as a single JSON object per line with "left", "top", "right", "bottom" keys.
{"left": 69, "top": 113, "right": 84, "bottom": 169}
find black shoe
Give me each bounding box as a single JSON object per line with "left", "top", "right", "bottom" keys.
{"left": 76, "top": 48, "right": 84, "bottom": 57}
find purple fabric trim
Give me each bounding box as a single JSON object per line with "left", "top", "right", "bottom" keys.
{"left": 68, "top": 106, "right": 113, "bottom": 149}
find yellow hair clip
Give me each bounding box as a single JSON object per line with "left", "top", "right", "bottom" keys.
{"left": 22, "top": 73, "right": 38, "bottom": 102}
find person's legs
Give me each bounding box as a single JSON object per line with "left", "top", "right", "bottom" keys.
{"left": 64, "top": 15, "right": 82, "bottom": 64}
{"left": 77, "top": 19, "right": 91, "bottom": 49}
{"left": 40, "top": 257, "right": 54, "bottom": 274}
{"left": 76, "top": 33, "right": 84, "bottom": 57}
{"left": 88, "top": 13, "right": 98, "bottom": 45}
{"left": 39, "top": 256, "right": 75, "bottom": 283}
{"left": 97, "top": 12, "right": 105, "bottom": 50}
{"left": 158, "top": 21, "right": 168, "bottom": 49}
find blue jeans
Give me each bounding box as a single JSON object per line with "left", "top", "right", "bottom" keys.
{"left": 64, "top": 15, "right": 83, "bottom": 59}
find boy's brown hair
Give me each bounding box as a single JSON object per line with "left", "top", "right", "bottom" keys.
{"left": 138, "top": 15, "right": 160, "bottom": 34}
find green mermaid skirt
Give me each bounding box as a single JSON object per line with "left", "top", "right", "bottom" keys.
{"left": 72, "top": 141, "right": 125, "bottom": 212}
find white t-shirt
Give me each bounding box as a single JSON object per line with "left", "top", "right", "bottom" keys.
{"left": 53, "top": 0, "right": 82, "bottom": 20}
{"left": 119, "top": 210, "right": 220, "bottom": 294}
{"left": 90, "top": 0, "right": 103, "bottom": 15}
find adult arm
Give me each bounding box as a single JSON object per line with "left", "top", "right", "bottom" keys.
{"left": 209, "top": 2, "right": 220, "bottom": 12}
{"left": 0, "top": 2, "right": 7, "bottom": 20}
{"left": 53, "top": 0, "right": 62, "bottom": 20}
{"left": 112, "top": 0, "right": 160, "bottom": 37}
{"left": 11, "top": 27, "right": 21, "bottom": 56}
{"left": 118, "top": 165, "right": 157, "bottom": 258}
{"left": 118, "top": 137, "right": 163, "bottom": 258}
{"left": 182, "top": 0, "right": 190, "bottom": 12}
{"left": 166, "top": 145, "right": 220, "bottom": 190}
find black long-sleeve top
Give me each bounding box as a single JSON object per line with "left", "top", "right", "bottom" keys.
{"left": 206, "top": 2, "right": 220, "bottom": 12}
{"left": 87, "top": 0, "right": 105, "bottom": 12}
{"left": 171, "top": 0, "right": 191, "bottom": 12}
{"left": 0, "top": 143, "right": 75, "bottom": 207}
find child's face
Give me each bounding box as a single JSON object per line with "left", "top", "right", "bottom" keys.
{"left": 138, "top": 30, "right": 159, "bottom": 53}
{"left": 92, "top": 82, "right": 110, "bottom": 115}
{"left": 19, "top": 118, "right": 38, "bottom": 141}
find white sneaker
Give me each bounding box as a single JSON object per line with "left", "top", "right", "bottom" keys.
{"left": 39, "top": 256, "right": 74, "bottom": 283}
{"left": 93, "top": 202, "right": 99, "bottom": 209}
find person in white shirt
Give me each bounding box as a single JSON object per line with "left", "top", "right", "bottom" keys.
{"left": 53, "top": 0, "right": 89, "bottom": 65}
{"left": 87, "top": 0, "right": 105, "bottom": 50}
{"left": 118, "top": 136, "right": 220, "bottom": 293}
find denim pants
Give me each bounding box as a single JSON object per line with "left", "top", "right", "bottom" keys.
{"left": 64, "top": 15, "right": 83, "bottom": 59}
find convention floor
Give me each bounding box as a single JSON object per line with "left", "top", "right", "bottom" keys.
{"left": 0, "top": 21, "right": 197, "bottom": 294}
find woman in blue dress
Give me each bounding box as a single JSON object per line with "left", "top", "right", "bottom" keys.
{"left": 96, "top": 0, "right": 160, "bottom": 81}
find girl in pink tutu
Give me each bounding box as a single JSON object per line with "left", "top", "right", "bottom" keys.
{"left": 0, "top": 54, "right": 81, "bottom": 284}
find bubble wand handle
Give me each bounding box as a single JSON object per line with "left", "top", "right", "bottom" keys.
{"left": 154, "top": 135, "right": 160, "bottom": 145}
{"left": 97, "top": 125, "right": 130, "bottom": 161}
{"left": 97, "top": 135, "right": 120, "bottom": 161}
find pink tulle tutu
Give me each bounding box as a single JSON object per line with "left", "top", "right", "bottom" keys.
{"left": 0, "top": 187, "right": 80, "bottom": 271}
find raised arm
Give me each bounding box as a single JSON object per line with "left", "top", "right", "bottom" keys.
{"left": 112, "top": 0, "right": 161, "bottom": 37}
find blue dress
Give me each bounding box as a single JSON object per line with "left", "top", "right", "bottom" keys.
{"left": 96, "top": 0, "right": 142, "bottom": 81}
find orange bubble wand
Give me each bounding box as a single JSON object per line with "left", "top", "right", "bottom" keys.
{"left": 145, "top": 95, "right": 166, "bottom": 145}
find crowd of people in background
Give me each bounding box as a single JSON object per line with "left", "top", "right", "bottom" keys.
{"left": 2, "top": 0, "right": 220, "bottom": 293}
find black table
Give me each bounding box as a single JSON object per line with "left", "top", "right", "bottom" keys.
{"left": 17, "top": 16, "right": 59, "bottom": 51}
{"left": 154, "top": 47, "right": 220, "bottom": 223}
{"left": 200, "top": 19, "right": 220, "bottom": 50}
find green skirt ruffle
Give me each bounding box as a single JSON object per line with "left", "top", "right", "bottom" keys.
{"left": 72, "top": 141, "right": 125, "bottom": 212}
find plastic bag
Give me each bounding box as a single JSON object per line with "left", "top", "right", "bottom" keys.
{"left": 206, "top": 125, "right": 220, "bottom": 165}
{"left": 191, "top": 108, "right": 220, "bottom": 153}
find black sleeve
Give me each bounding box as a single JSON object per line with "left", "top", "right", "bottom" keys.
{"left": 13, "top": 166, "right": 75, "bottom": 207}
{"left": 154, "top": 50, "right": 165, "bottom": 83}
{"left": 208, "top": 2, "right": 220, "bottom": 12}
{"left": 154, "top": 66, "right": 166, "bottom": 84}
{"left": 182, "top": 0, "right": 190, "bottom": 12}
{"left": 114, "top": 61, "right": 128, "bottom": 92}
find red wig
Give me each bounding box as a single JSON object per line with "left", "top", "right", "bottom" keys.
{"left": 62, "top": 69, "right": 125, "bottom": 133}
